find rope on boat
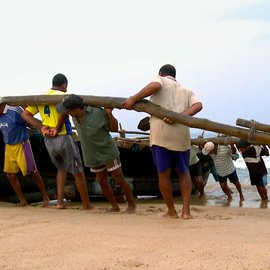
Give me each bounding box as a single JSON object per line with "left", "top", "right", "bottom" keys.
{"left": 248, "top": 120, "right": 256, "bottom": 142}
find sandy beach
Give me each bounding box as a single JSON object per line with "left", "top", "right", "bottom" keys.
{"left": 0, "top": 191, "right": 269, "bottom": 270}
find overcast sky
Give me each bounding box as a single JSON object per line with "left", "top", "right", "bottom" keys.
{"left": 1, "top": 0, "right": 269, "bottom": 135}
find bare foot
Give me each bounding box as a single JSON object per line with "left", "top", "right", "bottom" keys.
{"left": 42, "top": 200, "right": 50, "bottom": 208}
{"left": 83, "top": 206, "right": 103, "bottom": 213}
{"left": 79, "top": 205, "right": 92, "bottom": 211}
{"left": 162, "top": 212, "right": 179, "bottom": 218}
{"left": 16, "top": 201, "right": 29, "bottom": 207}
{"left": 105, "top": 207, "right": 121, "bottom": 213}
{"left": 124, "top": 205, "right": 136, "bottom": 214}
{"left": 52, "top": 204, "right": 66, "bottom": 210}
{"left": 182, "top": 213, "right": 193, "bottom": 220}
{"left": 80, "top": 204, "right": 99, "bottom": 211}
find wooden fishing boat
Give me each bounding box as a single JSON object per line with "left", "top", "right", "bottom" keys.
{"left": 0, "top": 130, "right": 210, "bottom": 203}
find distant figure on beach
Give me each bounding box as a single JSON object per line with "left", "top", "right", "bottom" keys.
{"left": 21, "top": 73, "right": 93, "bottom": 210}
{"left": 237, "top": 140, "right": 269, "bottom": 202}
{"left": 56, "top": 94, "right": 136, "bottom": 213}
{"left": 202, "top": 142, "right": 244, "bottom": 201}
{"left": 122, "top": 64, "right": 203, "bottom": 219}
{"left": 0, "top": 103, "right": 50, "bottom": 207}
{"left": 189, "top": 145, "right": 205, "bottom": 198}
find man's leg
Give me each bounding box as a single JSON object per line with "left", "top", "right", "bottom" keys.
{"left": 95, "top": 170, "right": 120, "bottom": 212}
{"left": 74, "top": 171, "right": 92, "bottom": 210}
{"left": 6, "top": 173, "right": 28, "bottom": 206}
{"left": 219, "top": 181, "right": 232, "bottom": 201}
{"left": 55, "top": 170, "right": 67, "bottom": 209}
{"left": 256, "top": 185, "right": 268, "bottom": 200}
{"left": 110, "top": 168, "right": 136, "bottom": 213}
{"left": 30, "top": 171, "right": 50, "bottom": 207}
{"left": 178, "top": 171, "right": 192, "bottom": 219}
{"left": 158, "top": 168, "right": 178, "bottom": 218}
{"left": 233, "top": 180, "right": 244, "bottom": 201}
{"left": 191, "top": 175, "right": 205, "bottom": 198}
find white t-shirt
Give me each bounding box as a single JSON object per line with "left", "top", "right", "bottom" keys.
{"left": 149, "top": 75, "right": 201, "bottom": 151}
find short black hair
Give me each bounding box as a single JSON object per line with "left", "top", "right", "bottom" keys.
{"left": 237, "top": 139, "right": 251, "bottom": 149}
{"left": 159, "top": 64, "right": 176, "bottom": 78}
{"left": 56, "top": 94, "right": 84, "bottom": 113}
{"left": 52, "top": 73, "right": 68, "bottom": 87}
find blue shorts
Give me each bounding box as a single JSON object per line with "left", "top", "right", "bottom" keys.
{"left": 218, "top": 170, "right": 239, "bottom": 183}
{"left": 251, "top": 174, "right": 268, "bottom": 187}
{"left": 151, "top": 145, "right": 190, "bottom": 174}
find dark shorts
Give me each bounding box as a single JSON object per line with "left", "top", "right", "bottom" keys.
{"left": 189, "top": 161, "right": 202, "bottom": 177}
{"left": 151, "top": 145, "right": 190, "bottom": 174}
{"left": 218, "top": 170, "right": 239, "bottom": 184}
{"left": 44, "top": 135, "right": 84, "bottom": 176}
{"left": 251, "top": 175, "right": 268, "bottom": 187}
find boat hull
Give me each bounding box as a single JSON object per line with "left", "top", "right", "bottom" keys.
{"left": 0, "top": 132, "right": 209, "bottom": 203}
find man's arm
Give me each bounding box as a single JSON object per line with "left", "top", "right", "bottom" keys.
{"left": 49, "top": 113, "right": 67, "bottom": 137}
{"left": 21, "top": 110, "right": 43, "bottom": 131}
{"left": 163, "top": 102, "right": 203, "bottom": 125}
{"left": 105, "top": 108, "right": 118, "bottom": 132}
{"left": 21, "top": 109, "right": 52, "bottom": 136}
{"left": 182, "top": 102, "right": 203, "bottom": 116}
{"left": 122, "top": 82, "right": 161, "bottom": 109}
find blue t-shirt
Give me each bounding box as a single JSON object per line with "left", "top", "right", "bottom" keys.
{"left": 0, "top": 106, "right": 29, "bottom": 145}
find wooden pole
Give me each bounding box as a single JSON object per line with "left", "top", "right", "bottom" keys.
{"left": 2, "top": 94, "right": 270, "bottom": 145}
{"left": 191, "top": 136, "right": 241, "bottom": 146}
{"left": 236, "top": 118, "right": 270, "bottom": 133}
{"left": 115, "top": 136, "right": 259, "bottom": 149}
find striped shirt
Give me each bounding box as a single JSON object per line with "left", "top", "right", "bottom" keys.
{"left": 210, "top": 145, "right": 235, "bottom": 177}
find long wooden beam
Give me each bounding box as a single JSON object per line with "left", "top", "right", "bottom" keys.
{"left": 191, "top": 136, "right": 241, "bottom": 146}
{"left": 1, "top": 94, "right": 270, "bottom": 145}
{"left": 236, "top": 118, "right": 270, "bottom": 133}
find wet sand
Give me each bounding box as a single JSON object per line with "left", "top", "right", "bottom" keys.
{"left": 0, "top": 188, "right": 269, "bottom": 270}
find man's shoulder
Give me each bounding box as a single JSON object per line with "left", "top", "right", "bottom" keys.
{"left": 44, "top": 89, "right": 66, "bottom": 95}
{"left": 86, "top": 106, "right": 105, "bottom": 115}
{"left": 5, "top": 106, "right": 23, "bottom": 115}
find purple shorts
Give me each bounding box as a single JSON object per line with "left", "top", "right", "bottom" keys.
{"left": 151, "top": 145, "right": 190, "bottom": 174}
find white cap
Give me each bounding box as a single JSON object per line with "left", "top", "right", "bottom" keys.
{"left": 202, "top": 142, "right": 215, "bottom": 155}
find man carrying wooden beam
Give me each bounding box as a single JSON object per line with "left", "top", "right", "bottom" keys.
{"left": 21, "top": 74, "right": 93, "bottom": 210}
{"left": 123, "top": 64, "right": 202, "bottom": 219}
